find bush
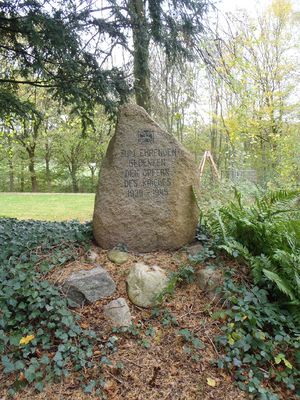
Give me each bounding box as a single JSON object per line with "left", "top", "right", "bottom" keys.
{"left": 207, "top": 189, "right": 300, "bottom": 320}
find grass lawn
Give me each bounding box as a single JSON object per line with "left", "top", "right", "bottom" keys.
{"left": 0, "top": 193, "right": 95, "bottom": 221}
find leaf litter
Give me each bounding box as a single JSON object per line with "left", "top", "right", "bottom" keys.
{"left": 0, "top": 246, "right": 257, "bottom": 400}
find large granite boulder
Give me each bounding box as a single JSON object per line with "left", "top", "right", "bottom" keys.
{"left": 126, "top": 262, "right": 168, "bottom": 308}
{"left": 93, "top": 103, "right": 199, "bottom": 252}
{"left": 62, "top": 266, "right": 116, "bottom": 307}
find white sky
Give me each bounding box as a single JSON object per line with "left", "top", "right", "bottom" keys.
{"left": 219, "top": 0, "right": 271, "bottom": 13}
{"left": 219, "top": 0, "right": 300, "bottom": 13}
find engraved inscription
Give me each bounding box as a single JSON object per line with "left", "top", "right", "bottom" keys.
{"left": 119, "top": 130, "right": 181, "bottom": 199}
{"left": 138, "top": 130, "right": 154, "bottom": 144}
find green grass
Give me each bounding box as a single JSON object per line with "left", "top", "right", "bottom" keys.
{"left": 0, "top": 193, "right": 95, "bottom": 221}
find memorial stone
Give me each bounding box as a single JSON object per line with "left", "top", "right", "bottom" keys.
{"left": 93, "top": 103, "right": 199, "bottom": 252}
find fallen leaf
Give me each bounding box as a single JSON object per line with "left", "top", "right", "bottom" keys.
{"left": 104, "top": 379, "right": 117, "bottom": 392}
{"left": 36, "top": 348, "right": 42, "bottom": 357}
{"left": 207, "top": 377, "right": 217, "bottom": 387}
{"left": 220, "top": 372, "right": 232, "bottom": 382}
{"left": 19, "top": 372, "right": 26, "bottom": 381}
{"left": 153, "top": 329, "right": 163, "bottom": 345}
{"left": 19, "top": 334, "right": 35, "bottom": 345}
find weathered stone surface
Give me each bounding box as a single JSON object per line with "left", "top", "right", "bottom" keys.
{"left": 86, "top": 250, "right": 98, "bottom": 263}
{"left": 107, "top": 249, "right": 129, "bottom": 265}
{"left": 62, "top": 266, "right": 116, "bottom": 307}
{"left": 196, "top": 267, "right": 223, "bottom": 299}
{"left": 126, "top": 262, "right": 168, "bottom": 308}
{"left": 186, "top": 242, "right": 204, "bottom": 257}
{"left": 103, "top": 297, "right": 132, "bottom": 327}
{"left": 93, "top": 103, "right": 199, "bottom": 252}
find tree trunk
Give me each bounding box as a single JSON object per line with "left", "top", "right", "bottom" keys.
{"left": 20, "top": 161, "right": 25, "bottom": 192}
{"left": 210, "top": 88, "right": 219, "bottom": 165}
{"left": 88, "top": 165, "right": 97, "bottom": 188}
{"left": 45, "top": 140, "right": 51, "bottom": 192}
{"left": 70, "top": 161, "right": 79, "bottom": 193}
{"left": 71, "top": 170, "right": 79, "bottom": 193}
{"left": 130, "top": 0, "right": 151, "bottom": 113}
{"left": 27, "top": 147, "right": 38, "bottom": 192}
{"left": 8, "top": 158, "right": 14, "bottom": 192}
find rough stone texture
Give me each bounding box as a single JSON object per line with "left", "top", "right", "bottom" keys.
{"left": 126, "top": 262, "right": 168, "bottom": 308}
{"left": 62, "top": 266, "right": 116, "bottom": 307}
{"left": 103, "top": 298, "right": 132, "bottom": 327}
{"left": 86, "top": 250, "right": 98, "bottom": 263}
{"left": 93, "top": 103, "right": 199, "bottom": 252}
{"left": 186, "top": 242, "right": 204, "bottom": 257}
{"left": 107, "top": 249, "right": 129, "bottom": 265}
{"left": 196, "top": 267, "right": 223, "bottom": 300}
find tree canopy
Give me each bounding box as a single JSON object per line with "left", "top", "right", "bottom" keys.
{"left": 0, "top": 0, "right": 211, "bottom": 119}
{"left": 0, "top": 0, "right": 129, "bottom": 124}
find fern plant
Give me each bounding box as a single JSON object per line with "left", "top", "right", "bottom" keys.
{"left": 207, "top": 188, "right": 300, "bottom": 320}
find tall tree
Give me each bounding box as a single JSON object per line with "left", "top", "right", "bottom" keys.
{"left": 92, "top": 0, "right": 211, "bottom": 112}
{"left": 52, "top": 109, "right": 111, "bottom": 193}
{"left": 0, "top": 0, "right": 211, "bottom": 123}
{"left": 201, "top": 0, "right": 298, "bottom": 184}
{"left": 0, "top": 0, "right": 129, "bottom": 125}
{"left": 150, "top": 46, "right": 207, "bottom": 154}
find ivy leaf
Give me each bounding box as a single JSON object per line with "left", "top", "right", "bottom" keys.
{"left": 178, "top": 328, "right": 192, "bottom": 341}
{"left": 1, "top": 356, "right": 15, "bottom": 373}
{"left": 228, "top": 335, "right": 235, "bottom": 345}
{"left": 274, "top": 353, "right": 293, "bottom": 369}
{"left": 35, "top": 381, "right": 44, "bottom": 392}
{"left": 101, "top": 356, "right": 112, "bottom": 365}
{"left": 84, "top": 380, "right": 96, "bottom": 393}
{"left": 191, "top": 337, "right": 205, "bottom": 349}
{"left": 283, "top": 359, "right": 293, "bottom": 369}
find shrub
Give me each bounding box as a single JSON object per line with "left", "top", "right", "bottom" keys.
{"left": 207, "top": 189, "right": 300, "bottom": 320}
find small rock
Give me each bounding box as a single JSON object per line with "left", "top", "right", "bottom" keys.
{"left": 196, "top": 266, "right": 223, "bottom": 299}
{"left": 186, "top": 242, "right": 204, "bottom": 257}
{"left": 86, "top": 250, "right": 98, "bottom": 263}
{"left": 62, "top": 266, "right": 116, "bottom": 307}
{"left": 107, "top": 249, "right": 129, "bottom": 265}
{"left": 103, "top": 298, "right": 132, "bottom": 327}
{"left": 126, "top": 262, "right": 168, "bottom": 308}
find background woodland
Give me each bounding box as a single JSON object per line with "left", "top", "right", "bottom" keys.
{"left": 1, "top": 0, "right": 299, "bottom": 194}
